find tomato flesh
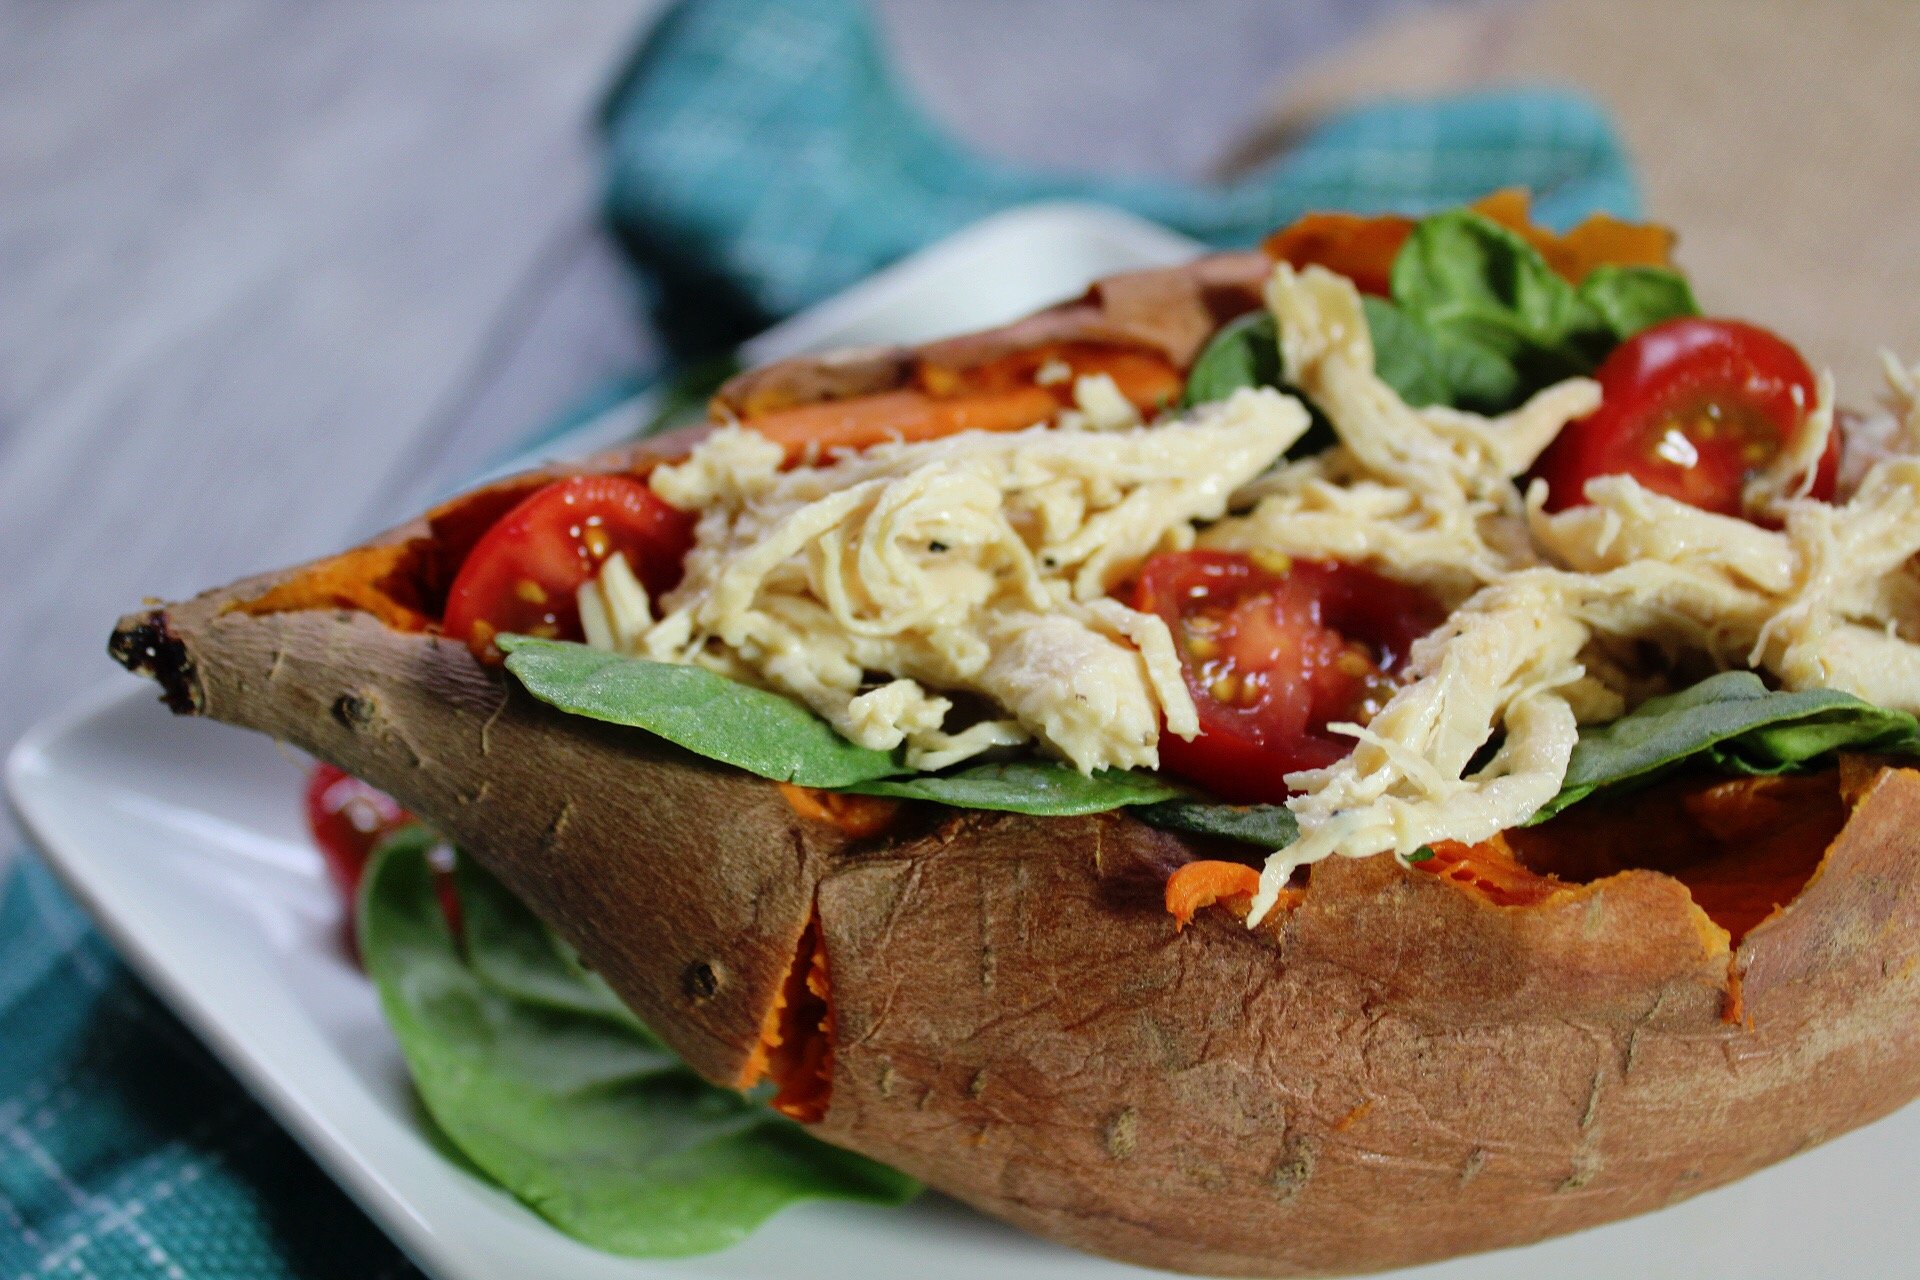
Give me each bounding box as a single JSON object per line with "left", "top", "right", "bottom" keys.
{"left": 1131, "top": 551, "right": 1443, "bottom": 803}
{"left": 1533, "top": 317, "right": 1837, "bottom": 516}
{"left": 442, "top": 475, "right": 695, "bottom": 661}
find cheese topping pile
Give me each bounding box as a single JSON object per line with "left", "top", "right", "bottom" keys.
{"left": 1219, "top": 268, "right": 1920, "bottom": 923}
{"left": 578, "top": 260, "right": 1920, "bottom": 927}
{"left": 585, "top": 378, "right": 1308, "bottom": 773}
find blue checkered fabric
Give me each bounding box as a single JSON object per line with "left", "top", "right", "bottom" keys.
{"left": 605, "top": 0, "right": 1639, "bottom": 349}
{"left": 0, "top": 859, "right": 409, "bottom": 1279}
{"left": 0, "top": 0, "right": 1641, "bottom": 1274}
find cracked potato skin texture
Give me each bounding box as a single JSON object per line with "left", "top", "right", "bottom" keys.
{"left": 113, "top": 551, "right": 1920, "bottom": 1275}
{"left": 107, "top": 242, "right": 1920, "bottom": 1275}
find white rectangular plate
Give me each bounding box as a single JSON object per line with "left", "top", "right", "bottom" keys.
{"left": 10, "top": 203, "right": 1920, "bottom": 1280}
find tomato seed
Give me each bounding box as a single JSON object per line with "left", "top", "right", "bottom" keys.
{"left": 1249, "top": 548, "right": 1294, "bottom": 576}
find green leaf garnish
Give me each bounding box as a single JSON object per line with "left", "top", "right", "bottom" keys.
{"left": 500, "top": 636, "right": 907, "bottom": 788}
{"left": 1375, "top": 211, "right": 1699, "bottom": 414}
{"left": 1183, "top": 211, "right": 1697, "bottom": 425}
{"left": 634, "top": 353, "right": 743, "bottom": 441}
{"left": 1576, "top": 264, "right": 1701, "bottom": 344}
{"left": 1180, "top": 310, "right": 1283, "bottom": 409}
{"left": 358, "top": 829, "right": 917, "bottom": 1257}
{"left": 1134, "top": 800, "right": 1299, "bottom": 848}
{"left": 1533, "top": 672, "right": 1920, "bottom": 821}
{"left": 847, "top": 759, "right": 1181, "bottom": 815}
{"left": 1176, "top": 308, "right": 1337, "bottom": 453}
{"left": 502, "top": 638, "right": 1190, "bottom": 817}
{"left": 1363, "top": 294, "right": 1522, "bottom": 411}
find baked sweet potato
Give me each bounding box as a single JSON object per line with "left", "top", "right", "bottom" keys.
{"left": 107, "top": 222, "right": 1920, "bottom": 1276}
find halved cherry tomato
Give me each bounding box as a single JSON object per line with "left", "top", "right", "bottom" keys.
{"left": 1131, "top": 551, "right": 1443, "bottom": 803}
{"left": 1533, "top": 317, "right": 1838, "bottom": 516}
{"left": 304, "top": 764, "right": 458, "bottom": 953}
{"left": 441, "top": 475, "right": 695, "bottom": 661}
{"left": 304, "top": 762, "right": 411, "bottom": 904}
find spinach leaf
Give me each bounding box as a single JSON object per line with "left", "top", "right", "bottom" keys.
{"left": 1533, "top": 672, "right": 1920, "bottom": 821}
{"left": 1392, "top": 211, "right": 1604, "bottom": 376}
{"left": 1187, "top": 211, "right": 1698, "bottom": 421}
{"left": 1364, "top": 295, "right": 1522, "bottom": 412}
{"left": 360, "top": 829, "right": 917, "bottom": 1257}
{"left": 1577, "top": 265, "right": 1700, "bottom": 343}
{"left": 500, "top": 637, "right": 907, "bottom": 788}
{"left": 1134, "top": 799, "right": 1299, "bottom": 849}
{"left": 458, "top": 853, "right": 652, "bottom": 1033}
{"left": 1176, "top": 307, "right": 1337, "bottom": 453}
{"left": 635, "top": 353, "right": 742, "bottom": 441}
{"left": 1382, "top": 211, "right": 1699, "bottom": 413}
{"left": 847, "top": 759, "right": 1181, "bottom": 815}
{"left": 1180, "top": 310, "right": 1283, "bottom": 409}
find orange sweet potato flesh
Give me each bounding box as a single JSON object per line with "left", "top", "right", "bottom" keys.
{"left": 778, "top": 784, "right": 902, "bottom": 838}
{"left": 1165, "top": 859, "right": 1303, "bottom": 929}
{"left": 1264, "top": 187, "right": 1675, "bottom": 294}
{"left": 718, "top": 190, "right": 1671, "bottom": 453}
{"left": 737, "top": 914, "right": 835, "bottom": 1123}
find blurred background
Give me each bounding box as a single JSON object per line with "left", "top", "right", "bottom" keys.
{"left": 2, "top": 1, "right": 1917, "bottom": 1274}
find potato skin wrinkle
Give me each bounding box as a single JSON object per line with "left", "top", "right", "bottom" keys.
{"left": 109, "top": 237, "right": 1920, "bottom": 1277}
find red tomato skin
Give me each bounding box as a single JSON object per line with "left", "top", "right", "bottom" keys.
{"left": 304, "top": 765, "right": 460, "bottom": 957}
{"left": 441, "top": 475, "right": 695, "bottom": 661}
{"left": 1131, "top": 551, "right": 1442, "bottom": 804}
{"left": 1534, "top": 317, "right": 1837, "bottom": 517}
{"left": 304, "top": 763, "right": 411, "bottom": 905}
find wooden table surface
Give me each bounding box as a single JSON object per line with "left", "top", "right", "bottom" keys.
{"left": 0, "top": 0, "right": 1409, "bottom": 859}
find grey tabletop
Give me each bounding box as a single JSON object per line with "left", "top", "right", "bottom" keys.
{"left": 0, "top": 0, "right": 1416, "bottom": 859}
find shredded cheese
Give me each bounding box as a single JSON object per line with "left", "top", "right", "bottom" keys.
{"left": 576, "top": 256, "right": 1920, "bottom": 926}
{"left": 1201, "top": 264, "right": 1600, "bottom": 606}
{"left": 627, "top": 387, "right": 1309, "bottom": 773}
{"left": 1233, "top": 266, "right": 1920, "bottom": 922}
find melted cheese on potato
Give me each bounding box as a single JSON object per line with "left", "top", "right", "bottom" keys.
{"left": 628, "top": 384, "right": 1309, "bottom": 773}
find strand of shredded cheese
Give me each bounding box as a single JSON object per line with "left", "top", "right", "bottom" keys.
{"left": 627, "top": 383, "right": 1309, "bottom": 773}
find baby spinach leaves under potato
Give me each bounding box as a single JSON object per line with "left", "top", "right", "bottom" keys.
{"left": 359, "top": 829, "right": 917, "bottom": 1258}
{"left": 1532, "top": 672, "right": 1920, "bottom": 821}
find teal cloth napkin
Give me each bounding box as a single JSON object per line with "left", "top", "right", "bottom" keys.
{"left": 0, "top": 0, "right": 1641, "bottom": 1275}
{"left": 606, "top": 0, "right": 1640, "bottom": 354}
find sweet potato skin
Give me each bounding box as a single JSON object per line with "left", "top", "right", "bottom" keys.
{"left": 810, "top": 784, "right": 1920, "bottom": 1275}
{"left": 111, "top": 537, "right": 840, "bottom": 1089}
{"left": 113, "top": 553, "right": 1920, "bottom": 1274}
